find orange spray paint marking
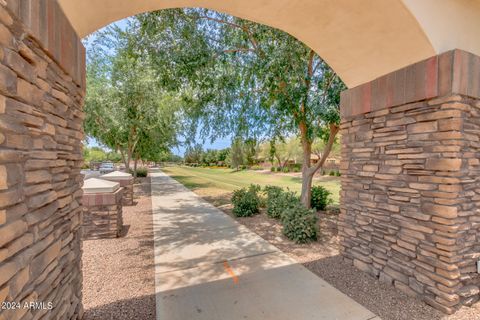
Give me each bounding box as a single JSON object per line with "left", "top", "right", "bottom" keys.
{"left": 223, "top": 261, "right": 239, "bottom": 284}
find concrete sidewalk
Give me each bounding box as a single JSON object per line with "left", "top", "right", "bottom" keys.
{"left": 151, "top": 170, "right": 379, "bottom": 320}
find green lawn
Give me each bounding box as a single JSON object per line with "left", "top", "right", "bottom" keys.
{"left": 161, "top": 165, "right": 341, "bottom": 204}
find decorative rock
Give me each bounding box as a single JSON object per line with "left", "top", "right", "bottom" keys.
{"left": 457, "top": 285, "right": 480, "bottom": 298}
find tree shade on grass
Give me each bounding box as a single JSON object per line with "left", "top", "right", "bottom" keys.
{"left": 161, "top": 166, "right": 340, "bottom": 205}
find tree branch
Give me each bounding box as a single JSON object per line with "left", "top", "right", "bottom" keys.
{"left": 307, "top": 123, "right": 339, "bottom": 175}
{"left": 222, "top": 48, "right": 256, "bottom": 54}
{"left": 197, "top": 14, "right": 264, "bottom": 57}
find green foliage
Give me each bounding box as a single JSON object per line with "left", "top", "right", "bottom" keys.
{"left": 281, "top": 203, "right": 318, "bottom": 244}
{"left": 269, "top": 139, "right": 277, "bottom": 166}
{"left": 184, "top": 144, "right": 204, "bottom": 164}
{"left": 329, "top": 170, "right": 335, "bottom": 176}
{"left": 244, "top": 138, "right": 258, "bottom": 166}
{"left": 264, "top": 186, "right": 299, "bottom": 219}
{"left": 85, "top": 21, "right": 180, "bottom": 170}
{"left": 230, "top": 138, "right": 244, "bottom": 170}
{"left": 129, "top": 167, "right": 148, "bottom": 177}
{"left": 158, "top": 151, "right": 183, "bottom": 163}
{"left": 231, "top": 184, "right": 260, "bottom": 217}
{"left": 335, "top": 170, "right": 341, "bottom": 177}
{"left": 83, "top": 146, "right": 122, "bottom": 163}
{"left": 310, "top": 186, "right": 333, "bottom": 211}
{"left": 184, "top": 146, "right": 231, "bottom": 167}
{"left": 138, "top": 9, "right": 346, "bottom": 207}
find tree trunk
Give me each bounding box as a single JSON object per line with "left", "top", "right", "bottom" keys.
{"left": 119, "top": 148, "right": 129, "bottom": 172}
{"left": 275, "top": 154, "right": 282, "bottom": 168}
{"left": 133, "top": 154, "right": 139, "bottom": 178}
{"left": 300, "top": 123, "right": 340, "bottom": 208}
{"left": 125, "top": 148, "right": 133, "bottom": 172}
{"left": 299, "top": 120, "right": 313, "bottom": 207}
{"left": 301, "top": 169, "right": 314, "bottom": 207}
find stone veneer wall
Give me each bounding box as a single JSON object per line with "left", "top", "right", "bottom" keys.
{"left": 82, "top": 188, "right": 123, "bottom": 240}
{"left": 123, "top": 183, "right": 133, "bottom": 206}
{"left": 339, "top": 50, "right": 480, "bottom": 314}
{"left": 120, "top": 180, "right": 133, "bottom": 206}
{"left": 0, "top": 1, "right": 85, "bottom": 320}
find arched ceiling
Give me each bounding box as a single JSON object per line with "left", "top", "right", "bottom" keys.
{"left": 57, "top": 0, "right": 480, "bottom": 88}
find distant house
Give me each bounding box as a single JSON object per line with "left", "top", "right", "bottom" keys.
{"left": 310, "top": 154, "right": 340, "bottom": 168}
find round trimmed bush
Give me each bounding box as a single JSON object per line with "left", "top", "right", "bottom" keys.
{"left": 129, "top": 167, "right": 148, "bottom": 177}
{"left": 264, "top": 186, "right": 299, "bottom": 219}
{"left": 264, "top": 185, "right": 283, "bottom": 218}
{"left": 281, "top": 203, "right": 318, "bottom": 243}
{"left": 231, "top": 184, "right": 260, "bottom": 217}
{"left": 310, "top": 185, "right": 332, "bottom": 211}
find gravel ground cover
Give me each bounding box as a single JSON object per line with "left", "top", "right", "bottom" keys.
{"left": 82, "top": 178, "right": 156, "bottom": 320}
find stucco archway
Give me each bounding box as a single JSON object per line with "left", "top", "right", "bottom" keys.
{"left": 1, "top": 0, "right": 480, "bottom": 318}
{"left": 57, "top": 0, "right": 480, "bottom": 89}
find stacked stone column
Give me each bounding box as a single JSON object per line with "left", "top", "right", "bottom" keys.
{"left": 81, "top": 178, "right": 124, "bottom": 239}
{"left": 339, "top": 49, "right": 480, "bottom": 313}
{"left": 0, "top": 1, "right": 85, "bottom": 319}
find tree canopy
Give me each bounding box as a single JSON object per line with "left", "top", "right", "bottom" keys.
{"left": 137, "top": 9, "right": 346, "bottom": 205}
{"left": 84, "top": 21, "right": 182, "bottom": 172}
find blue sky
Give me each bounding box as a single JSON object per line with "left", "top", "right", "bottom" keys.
{"left": 83, "top": 18, "right": 232, "bottom": 156}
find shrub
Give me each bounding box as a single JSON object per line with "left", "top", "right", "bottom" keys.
{"left": 248, "top": 184, "right": 262, "bottom": 194}
{"left": 264, "top": 185, "right": 283, "bottom": 218}
{"left": 329, "top": 170, "right": 335, "bottom": 176}
{"left": 281, "top": 203, "right": 318, "bottom": 243}
{"left": 270, "top": 166, "right": 276, "bottom": 172}
{"left": 335, "top": 170, "right": 341, "bottom": 177}
{"left": 129, "top": 167, "right": 148, "bottom": 177}
{"left": 264, "top": 186, "right": 299, "bottom": 219}
{"left": 310, "top": 186, "right": 332, "bottom": 211}
{"left": 282, "top": 167, "right": 290, "bottom": 173}
{"left": 292, "top": 164, "right": 302, "bottom": 171}
{"left": 231, "top": 184, "right": 260, "bottom": 217}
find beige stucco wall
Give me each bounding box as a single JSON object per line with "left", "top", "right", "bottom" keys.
{"left": 56, "top": 0, "right": 480, "bottom": 88}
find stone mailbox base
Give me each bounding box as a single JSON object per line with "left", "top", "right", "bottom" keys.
{"left": 101, "top": 171, "right": 134, "bottom": 206}
{"left": 82, "top": 188, "right": 124, "bottom": 239}
{"left": 120, "top": 180, "right": 134, "bottom": 206}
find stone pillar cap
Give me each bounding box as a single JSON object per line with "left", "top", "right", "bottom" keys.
{"left": 101, "top": 170, "right": 133, "bottom": 180}
{"left": 83, "top": 178, "right": 120, "bottom": 194}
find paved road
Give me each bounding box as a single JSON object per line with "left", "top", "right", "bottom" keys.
{"left": 151, "top": 170, "right": 379, "bottom": 320}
